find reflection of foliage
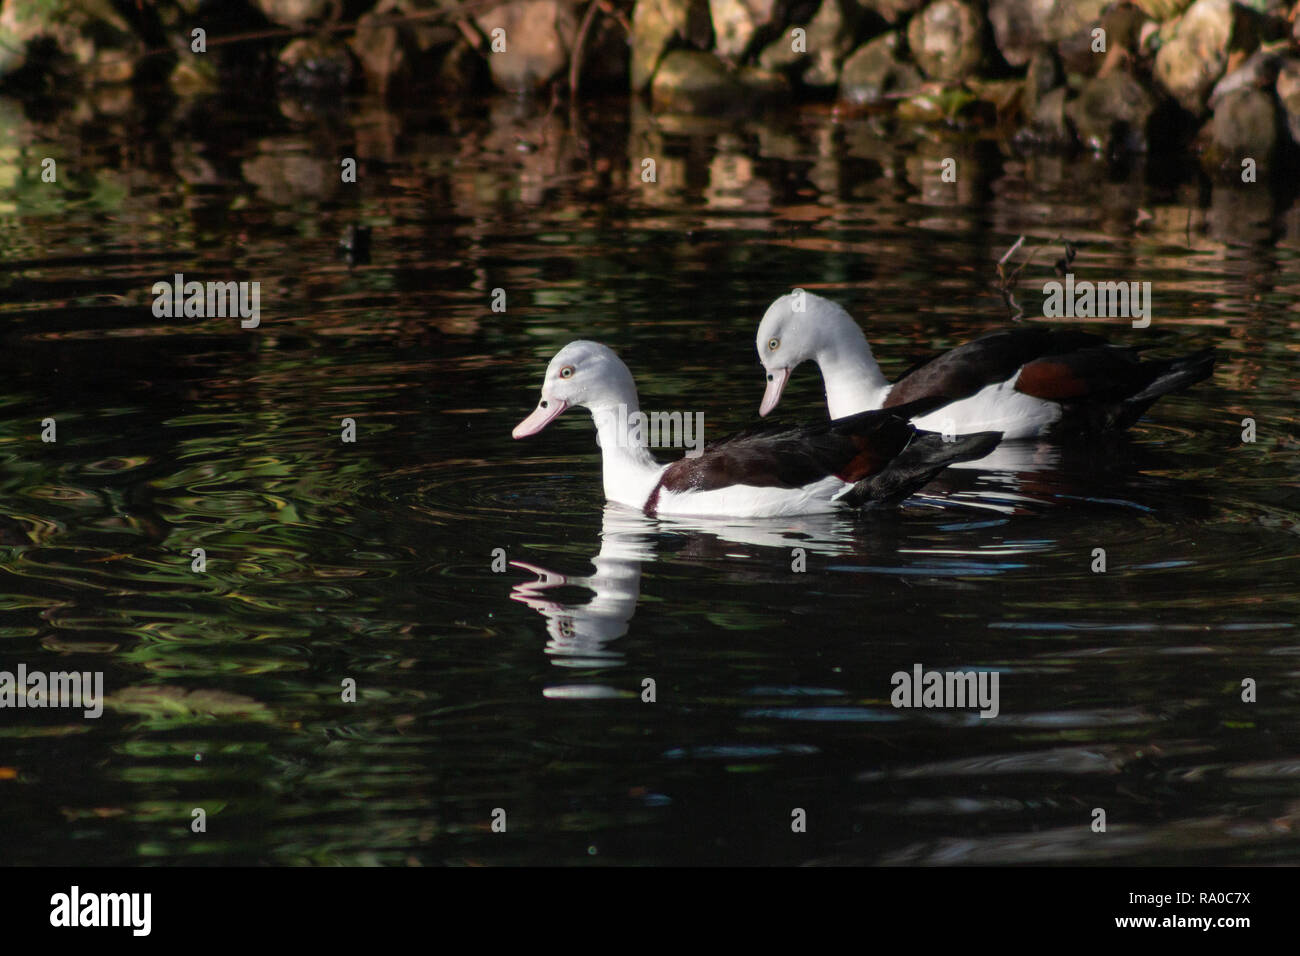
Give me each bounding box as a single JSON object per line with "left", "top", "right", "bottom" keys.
{"left": 0, "top": 97, "right": 129, "bottom": 216}
{"left": 105, "top": 685, "right": 275, "bottom": 726}
{"left": 61, "top": 800, "right": 229, "bottom": 822}
{"left": 0, "top": 158, "right": 128, "bottom": 217}
{"left": 0, "top": 722, "right": 92, "bottom": 738}
{"left": 704, "top": 609, "right": 778, "bottom": 631}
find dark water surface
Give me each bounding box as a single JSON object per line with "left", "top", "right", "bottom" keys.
{"left": 1, "top": 94, "right": 1298, "bottom": 865}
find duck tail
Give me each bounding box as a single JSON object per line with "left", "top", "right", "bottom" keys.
{"left": 1112, "top": 347, "right": 1216, "bottom": 430}
{"left": 839, "top": 430, "right": 1003, "bottom": 509}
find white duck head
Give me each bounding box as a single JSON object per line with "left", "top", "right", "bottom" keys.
{"left": 513, "top": 341, "right": 663, "bottom": 509}
{"left": 755, "top": 291, "right": 890, "bottom": 419}
{"left": 513, "top": 340, "right": 641, "bottom": 438}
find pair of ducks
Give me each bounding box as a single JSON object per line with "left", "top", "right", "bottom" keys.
{"left": 513, "top": 292, "right": 1216, "bottom": 518}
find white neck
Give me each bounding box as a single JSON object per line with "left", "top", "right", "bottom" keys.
{"left": 589, "top": 400, "right": 665, "bottom": 505}
{"left": 816, "top": 339, "right": 890, "bottom": 418}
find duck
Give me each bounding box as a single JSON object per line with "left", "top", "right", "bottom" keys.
{"left": 512, "top": 340, "right": 1002, "bottom": 518}
{"left": 754, "top": 291, "right": 1216, "bottom": 440}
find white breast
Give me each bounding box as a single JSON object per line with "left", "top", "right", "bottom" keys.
{"left": 898, "top": 375, "right": 1062, "bottom": 442}
{"left": 603, "top": 461, "right": 668, "bottom": 511}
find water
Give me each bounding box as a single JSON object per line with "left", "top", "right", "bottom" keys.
{"left": 1, "top": 94, "right": 1297, "bottom": 865}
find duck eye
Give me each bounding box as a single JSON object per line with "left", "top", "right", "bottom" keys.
{"left": 559, "top": 366, "right": 575, "bottom": 379}
{"left": 767, "top": 338, "right": 780, "bottom": 351}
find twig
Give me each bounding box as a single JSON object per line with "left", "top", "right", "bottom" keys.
{"left": 569, "top": 0, "right": 602, "bottom": 100}
{"left": 595, "top": 0, "right": 632, "bottom": 35}
{"left": 453, "top": 18, "right": 488, "bottom": 56}
{"left": 993, "top": 233, "right": 1069, "bottom": 322}
{"left": 996, "top": 235, "right": 1025, "bottom": 269}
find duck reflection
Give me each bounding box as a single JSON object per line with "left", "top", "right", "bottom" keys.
{"left": 509, "top": 435, "right": 1207, "bottom": 672}
{"left": 917, "top": 440, "right": 1064, "bottom": 515}
{"left": 917, "top": 433, "right": 1209, "bottom": 517}
{"left": 509, "top": 503, "right": 863, "bottom": 668}
{"left": 509, "top": 507, "right": 655, "bottom": 668}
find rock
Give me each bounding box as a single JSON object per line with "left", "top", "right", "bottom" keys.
{"left": 1277, "top": 58, "right": 1300, "bottom": 145}
{"left": 1130, "top": 0, "right": 1193, "bottom": 20}
{"left": 1022, "top": 46, "right": 1062, "bottom": 115}
{"left": 475, "top": 0, "right": 577, "bottom": 91}
{"left": 1030, "top": 85, "right": 1071, "bottom": 143}
{"left": 348, "top": 1, "right": 458, "bottom": 95}
{"left": 1055, "top": 27, "right": 1098, "bottom": 76}
{"left": 0, "top": 0, "right": 143, "bottom": 82}
{"left": 988, "top": 0, "right": 1107, "bottom": 68}
{"left": 987, "top": 0, "right": 1050, "bottom": 68}
{"left": 350, "top": 7, "right": 413, "bottom": 95}
{"left": 91, "top": 49, "right": 136, "bottom": 85}
{"left": 254, "top": 0, "right": 333, "bottom": 28}
{"left": 651, "top": 49, "right": 746, "bottom": 112}
{"left": 838, "top": 31, "right": 921, "bottom": 104}
{"left": 1153, "top": 0, "right": 1234, "bottom": 114}
{"left": 907, "top": 0, "right": 983, "bottom": 82}
{"left": 801, "top": 0, "right": 864, "bottom": 87}
{"left": 170, "top": 52, "right": 220, "bottom": 96}
{"left": 758, "top": 28, "right": 805, "bottom": 71}
{"left": 1065, "top": 69, "right": 1158, "bottom": 151}
{"left": 756, "top": 0, "right": 863, "bottom": 83}
{"left": 1203, "top": 87, "right": 1277, "bottom": 169}
{"left": 710, "top": 0, "right": 780, "bottom": 58}
{"left": 1207, "top": 47, "right": 1282, "bottom": 110}
{"left": 1057, "top": 2, "right": 1151, "bottom": 76}
{"left": 738, "top": 65, "right": 792, "bottom": 102}
{"left": 863, "top": 0, "right": 927, "bottom": 22}
{"left": 1100, "top": 2, "right": 1155, "bottom": 49}
{"left": 277, "top": 37, "right": 357, "bottom": 92}
{"left": 631, "top": 0, "right": 713, "bottom": 91}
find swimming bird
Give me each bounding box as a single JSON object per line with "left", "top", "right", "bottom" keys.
{"left": 512, "top": 340, "right": 1002, "bottom": 518}
{"left": 755, "top": 292, "right": 1216, "bottom": 440}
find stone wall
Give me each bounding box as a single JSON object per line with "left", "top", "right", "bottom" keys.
{"left": 1, "top": 0, "right": 1297, "bottom": 171}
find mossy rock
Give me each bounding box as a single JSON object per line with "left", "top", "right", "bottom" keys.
{"left": 651, "top": 50, "right": 746, "bottom": 113}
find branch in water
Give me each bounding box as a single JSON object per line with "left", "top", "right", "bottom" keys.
{"left": 569, "top": 0, "right": 604, "bottom": 100}
{"left": 993, "top": 234, "right": 1073, "bottom": 322}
